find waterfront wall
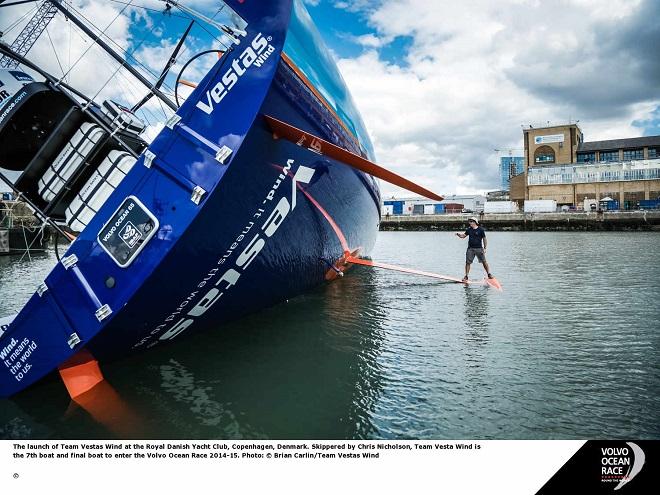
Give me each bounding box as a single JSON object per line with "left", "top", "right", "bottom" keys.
{"left": 380, "top": 211, "right": 660, "bottom": 231}
{"left": 0, "top": 200, "right": 50, "bottom": 254}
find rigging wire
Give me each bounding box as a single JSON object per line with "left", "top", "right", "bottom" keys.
{"left": 106, "top": 0, "right": 188, "bottom": 20}
{"left": 70, "top": 0, "right": 236, "bottom": 107}
{"left": 151, "top": 77, "right": 170, "bottom": 119}
{"left": 60, "top": 1, "right": 174, "bottom": 117}
{"left": 118, "top": 60, "right": 171, "bottom": 123}
{"left": 56, "top": 0, "right": 135, "bottom": 83}
{"left": 0, "top": 3, "right": 38, "bottom": 37}
{"left": 113, "top": 70, "right": 146, "bottom": 115}
{"left": 4, "top": 0, "right": 232, "bottom": 114}
{"left": 180, "top": 9, "right": 231, "bottom": 51}
{"left": 45, "top": 25, "right": 66, "bottom": 82}
{"left": 62, "top": 15, "right": 167, "bottom": 123}
{"left": 117, "top": 69, "right": 169, "bottom": 122}
{"left": 67, "top": 0, "right": 72, "bottom": 80}
{"left": 86, "top": 15, "right": 159, "bottom": 106}
{"left": 64, "top": 1, "right": 180, "bottom": 95}
{"left": 0, "top": 0, "right": 43, "bottom": 8}
{"left": 172, "top": 2, "right": 228, "bottom": 66}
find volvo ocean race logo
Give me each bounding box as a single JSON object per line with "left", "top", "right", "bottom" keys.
{"left": 132, "top": 160, "right": 315, "bottom": 349}
{"left": 120, "top": 221, "right": 142, "bottom": 248}
{"left": 196, "top": 32, "right": 275, "bottom": 115}
{"left": 601, "top": 442, "right": 645, "bottom": 490}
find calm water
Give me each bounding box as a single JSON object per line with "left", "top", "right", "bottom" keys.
{"left": 0, "top": 232, "right": 659, "bottom": 439}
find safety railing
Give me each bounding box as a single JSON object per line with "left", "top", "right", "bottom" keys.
{"left": 527, "top": 159, "right": 660, "bottom": 185}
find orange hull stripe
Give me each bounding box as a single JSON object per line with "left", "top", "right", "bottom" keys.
{"left": 298, "top": 185, "right": 350, "bottom": 254}
{"left": 270, "top": 161, "right": 351, "bottom": 253}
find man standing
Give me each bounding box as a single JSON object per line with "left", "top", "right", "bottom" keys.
{"left": 456, "top": 217, "right": 494, "bottom": 282}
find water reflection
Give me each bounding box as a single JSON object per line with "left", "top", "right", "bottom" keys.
{"left": 461, "top": 286, "right": 490, "bottom": 376}
{"left": 64, "top": 380, "right": 146, "bottom": 439}
{"left": 462, "top": 285, "right": 490, "bottom": 340}
{"left": 321, "top": 268, "right": 387, "bottom": 438}
{"left": 0, "top": 251, "right": 54, "bottom": 315}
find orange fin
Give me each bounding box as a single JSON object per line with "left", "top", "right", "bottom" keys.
{"left": 58, "top": 348, "right": 105, "bottom": 399}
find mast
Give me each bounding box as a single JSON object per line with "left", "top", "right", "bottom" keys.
{"left": 131, "top": 20, "right": 194, "bottom": 113}
{"left": 47, "top": 0, "right": 178, "bottom": 112}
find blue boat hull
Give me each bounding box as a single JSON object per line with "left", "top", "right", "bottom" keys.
{"left": 89, "top": 87, "right": 380, "bottom": 359}
{"left": 0, "top": 0, "right": 380, "bottom": 396}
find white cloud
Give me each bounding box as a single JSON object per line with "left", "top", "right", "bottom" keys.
{"left": 2, "top": 0, "right": 658, "bottom": 199}
{"left": 336, "top": 0, "right": 660, "bottom": 196}
{"left": 347, "top": 33, "right": 385, "bottom": 48}
{"left": 334, "top": 0, "right": 375, "bottom": 13}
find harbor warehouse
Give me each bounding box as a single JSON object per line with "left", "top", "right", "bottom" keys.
{"left": 510, "top": 123, "right": 660, "bottom": 209}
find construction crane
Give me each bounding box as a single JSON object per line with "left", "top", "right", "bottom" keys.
{"left": 0, "top": 0, "right": 58, "bottom": 69}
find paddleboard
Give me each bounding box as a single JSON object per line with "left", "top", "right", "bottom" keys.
{"left": 346, "top": 256, "right": 502, "bottom": 289}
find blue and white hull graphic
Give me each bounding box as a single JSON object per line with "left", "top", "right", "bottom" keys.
{"left": 0, "top": 0, "right": 381, "bottom": 396}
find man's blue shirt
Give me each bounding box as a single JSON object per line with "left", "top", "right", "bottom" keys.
{"left": 464, "top": 226, "right": 486, "bottom": 248}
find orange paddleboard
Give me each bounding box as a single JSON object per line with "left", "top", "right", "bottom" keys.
{"left": 346, "top": 256, "right": 500, "bottom": 288}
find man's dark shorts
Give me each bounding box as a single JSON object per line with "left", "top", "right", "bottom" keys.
{"left": 466, "top": 248, "right": 486, "bottom": 264}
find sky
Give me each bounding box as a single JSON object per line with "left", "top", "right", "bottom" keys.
{"left": 1, "top": 0, "right": 659, "bottom": 197}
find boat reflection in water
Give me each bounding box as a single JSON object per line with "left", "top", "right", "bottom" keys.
{"left": 3, "top": 267, "right": 386, "bottom": 439}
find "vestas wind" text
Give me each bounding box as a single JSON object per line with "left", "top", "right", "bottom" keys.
{"left": 196, "top": 32, "right": 275, "bottom": 115}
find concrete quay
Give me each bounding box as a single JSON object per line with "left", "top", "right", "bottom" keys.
{"left": 380, "top": 211, "right": 660, "bottom": 231}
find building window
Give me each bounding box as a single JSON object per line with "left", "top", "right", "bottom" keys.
{"left": 623, "top": 148, "right": 643, "bottom": 161}
{"left": 648, "top": 147, "right": 659, "bottom": 159}
{"left": 599, "top": 150, "right": 619, "bottom": 162}
{"left": 577, "top": 152, "right": 595, "bottom": 163}
{"left": 534, "top": 146, "right": 555, "bottom": 164}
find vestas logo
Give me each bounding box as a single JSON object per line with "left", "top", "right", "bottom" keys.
{"left": 133, "top": 160, "right": 315, "bottom": 349}
{"left": 601, "top": 442, "right": 645, "bottom": 490}
{"left": 158, "top": 161, "right": 314, "bottom": 342}
{"left": 196, "top": 32, "right": 275, "bottom": 115}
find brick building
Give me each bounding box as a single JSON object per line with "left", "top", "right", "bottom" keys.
{"left": 510, "top": 123, "right": 660, "bottom": 209}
